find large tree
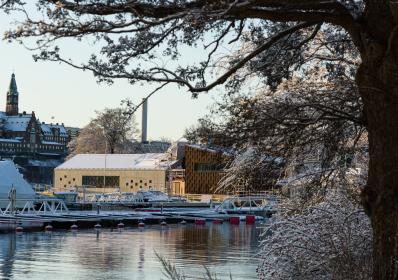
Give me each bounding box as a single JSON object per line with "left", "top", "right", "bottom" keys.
{"left": 187, "top": 64, "right": 365, "bottom": 200}
{"left": 69, "top": 107, "right": 139, "bottom": 155}
{"left": 2, "top": 0, "right": 398, "bottom": 278}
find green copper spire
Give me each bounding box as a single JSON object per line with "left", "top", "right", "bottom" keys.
{"left": 8, "top": 73, "right": 18, "bottom": 96}
{"left": 6, "top": 73, "right": 19, "bottom": 116}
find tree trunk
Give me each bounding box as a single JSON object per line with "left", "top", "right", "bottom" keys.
{"left": 357, "top": 28, "right": 398, "bottom": 279}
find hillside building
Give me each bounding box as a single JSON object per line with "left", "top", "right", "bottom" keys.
{"left": 0, "top": 73, "right": 69, "bottom": 183}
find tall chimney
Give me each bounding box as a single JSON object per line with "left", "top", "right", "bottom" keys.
{"left": 141, "top": 98, "right": 148, "bottom": 143}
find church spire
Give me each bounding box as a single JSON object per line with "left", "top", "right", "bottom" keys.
{"left": 6, "top": 73, "right": 19, "bottom": 116}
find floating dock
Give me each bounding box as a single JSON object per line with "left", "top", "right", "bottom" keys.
{"left": 0, "top": 209, "right": 263, "bottom": 233}
{"left": 0, "top": 196, "right": 270, "bottom": 233}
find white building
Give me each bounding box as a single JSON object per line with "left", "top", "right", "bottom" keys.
{"left": 54, "top": 153, "right": 174, "bottom": 193}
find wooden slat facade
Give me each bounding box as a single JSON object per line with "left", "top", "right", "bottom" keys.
{"left": 184, "top": 145, "right": 231, "bottom": 194}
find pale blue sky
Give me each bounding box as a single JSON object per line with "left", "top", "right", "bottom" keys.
{"left": 0, "top": 10, "right": 219, "bottom": 141}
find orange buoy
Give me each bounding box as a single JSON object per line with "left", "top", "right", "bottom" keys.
{"left": 195, "top": 218, "right": 206, "bottom": 225}
{"left": 246, "top": 215, "right": 256, "bottom": 225}
{"left": 229, "top": 216, "right": 240, "bottom": 225}
{"left": 138, "top": 221, "right": 145, "bottom": 227}
{"left": 15, "top": 226, "right": 23, "bottom": 233}
{"left": 117, "top": 222, "right": 125, "bottom": 228}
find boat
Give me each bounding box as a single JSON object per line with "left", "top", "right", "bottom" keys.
{"left": 53, "top": 192, "right": 78, "bottom": 203}
{"left": 136, "top": 190, "right": 170, "bottom": 202}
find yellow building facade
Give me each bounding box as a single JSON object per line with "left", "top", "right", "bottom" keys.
{"left": 54, "top": 154, "right": 169, "bottom": 193}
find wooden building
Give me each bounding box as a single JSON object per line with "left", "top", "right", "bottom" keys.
{"left": 184, "top": 145, "right": 232, "bottom": 194}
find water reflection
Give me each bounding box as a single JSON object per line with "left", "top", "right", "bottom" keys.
{"left": 0, "top": 223, "right": 261, "bottom": 280}
{"left": 0, "top": 234, "right": 15, "bottom": 279}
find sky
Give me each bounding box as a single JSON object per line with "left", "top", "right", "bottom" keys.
{"left": 0, "top": 10, "right": 219, "bottom": 142}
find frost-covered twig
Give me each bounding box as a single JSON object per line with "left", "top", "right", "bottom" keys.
{"left": 258, "top": 190, "right": 372, "bottom": 280}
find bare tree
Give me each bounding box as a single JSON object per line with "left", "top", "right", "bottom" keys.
{"left": 67, "top": 121, "right": 106, "bottom": 157}
{"left": 218, "top": 146, "right": 283, "bottom": 193}
{"left": 69, "top": 107, "right": 139, "bottom": 155}
{"left": 189, "top": 62, "right": 364, "bottom": 199}
{"left": 2, "top": 0, "right": 398, "bottom": 277}
{"left": 93, "top": 107, "right": 139, "bottom": 154}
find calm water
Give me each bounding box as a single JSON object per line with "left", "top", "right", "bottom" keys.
{"left": 0, "top": 223, "right": 262, "bottom": 280}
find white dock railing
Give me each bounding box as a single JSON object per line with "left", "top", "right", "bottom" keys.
{"left": 0, "top": 199, "right": 69, "bottom": 216}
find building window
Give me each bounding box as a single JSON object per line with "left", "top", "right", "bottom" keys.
{"left": 82, "top": 176, "right": 120, "bottom": 187}
{"left": 140, "top": 180, "right": 142, "bottom": 183}
{"left": 149, "top": 180, "right": 152, "bottom": 183}
{"left": 130, "top": 180, "right": 133, "bottom": 183}
{"left": 60, "top": 178, "right": 62, "bottom": 181}
{"left": 126, "top": 183, "right": 129, "bottom": 186}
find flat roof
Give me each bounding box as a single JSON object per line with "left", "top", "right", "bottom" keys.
{"left": 55, "top": 153, "right": 171, "bottom": 170}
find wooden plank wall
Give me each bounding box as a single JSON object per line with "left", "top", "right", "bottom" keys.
{"left": 184, "top": 145, "right": 230, "bottom": 194}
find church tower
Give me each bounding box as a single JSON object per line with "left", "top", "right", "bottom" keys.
{"left": 6, "top": 73, "right": 19, "bottom": 116}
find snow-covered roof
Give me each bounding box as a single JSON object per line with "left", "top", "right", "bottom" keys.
{"left": 0, "top": 138, "right": 21, "bottom": 143}
{"left": 42, "top": 141, "right": 63, "bottom": 145}
{"left": 40, "top": 123, "right": 68, "bottom": 136}
{"left": 1, "top": 114, "right": 32, "bottom": 132}
{"left": 0, "top": 111, "right": 68, "bottom": 138}
{"left": 28, "top": 159, "right": 62, "bottom": 167}
{"left": 186, "top": 144, "right": 235, "bottom": 156}
{"left": 56, "top": 153, "right": 172, "bottom": 170}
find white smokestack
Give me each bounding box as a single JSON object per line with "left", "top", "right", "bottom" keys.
{"left": 141, "top": 98, "right": 148, "bottom": 143}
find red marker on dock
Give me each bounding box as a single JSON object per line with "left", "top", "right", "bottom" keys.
{"left": 246, "top": 215, "right": 256, "bottom": 225}
{"left": 229, "top": 217, "right": 240, "bottom": 225}
{"left": 195, "top": 219, "right": 206, "bottom": 225}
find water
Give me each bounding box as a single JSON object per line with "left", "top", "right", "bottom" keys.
{"left": 0, "top": 223, "right": 262, "bottom": 280}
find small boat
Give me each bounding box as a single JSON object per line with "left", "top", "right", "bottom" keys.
{"left": 136, "top": 190, "right": 169, "bottom": 202}
{"left": 53, "top": 192, "right": 78, "bottom": 203}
